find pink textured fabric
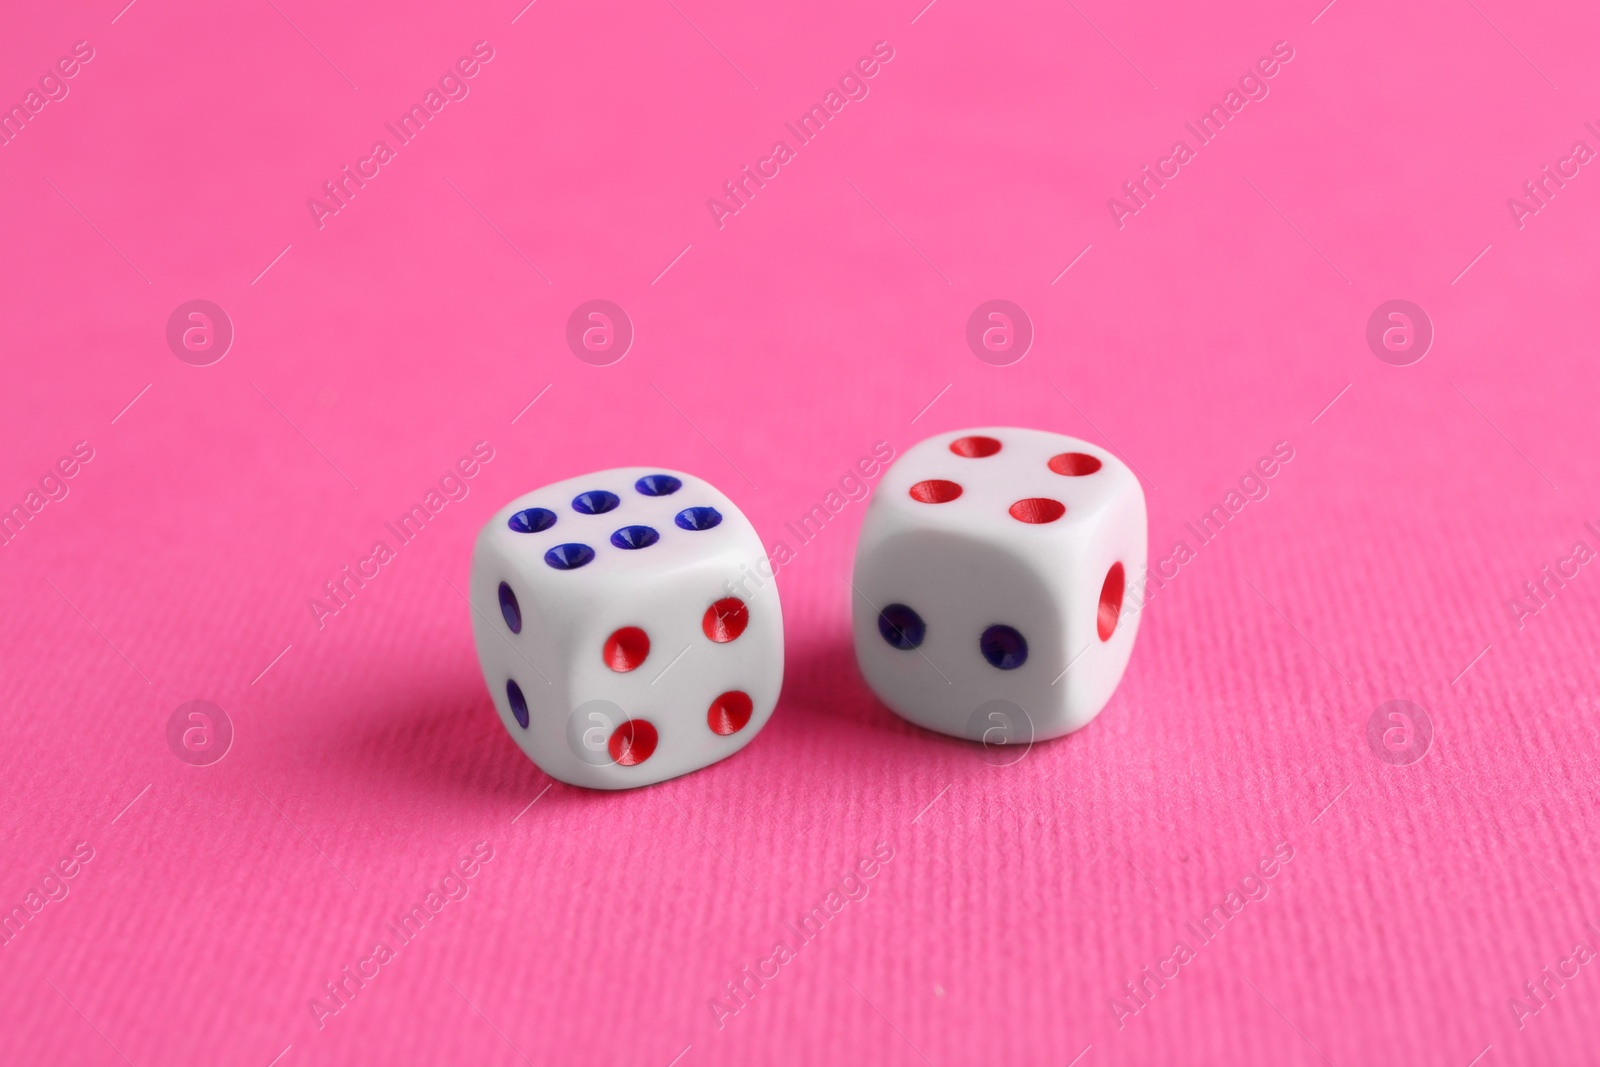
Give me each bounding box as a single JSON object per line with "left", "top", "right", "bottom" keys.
{"left": 2, "top": 1, "right": 1598, "bottom": 1063}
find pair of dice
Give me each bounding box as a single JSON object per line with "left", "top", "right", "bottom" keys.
{"left": 469, "top": 426, "right": 1147, "bottom": 790}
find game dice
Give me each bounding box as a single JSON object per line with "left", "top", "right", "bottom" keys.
{"left": 470, "top": 468, "right": 782, "bottom": 789}
{"left": 850, "top": 427, "right": 1146, "bottom": 744}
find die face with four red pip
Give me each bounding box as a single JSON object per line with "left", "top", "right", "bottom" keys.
{"left": 470, "top": 467, "right": 782, "bottom": 790}
{"left": 851, "top": 427, "right": 1147, "bottom": 744}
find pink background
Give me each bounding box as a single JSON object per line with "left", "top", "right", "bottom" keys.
{"left": 3, "top": 0, "right": 1599, "bottom": 1063}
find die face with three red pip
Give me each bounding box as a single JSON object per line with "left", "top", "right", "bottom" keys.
{"left": 850, "top": 427, "right": 1147, "bottom": 745}
{"left": 470, "top": 468, "right": 782, "bottom": 790}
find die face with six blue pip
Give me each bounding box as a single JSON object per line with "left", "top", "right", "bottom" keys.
{"left": 470, "top": 467, "right": 783, "bottom": 790}
{"left": 851, "top": 427, "right": 1147, "bottom": 746}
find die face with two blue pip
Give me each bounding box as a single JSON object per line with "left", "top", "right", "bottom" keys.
{"left": 851, "top": 427, "right": 1147, "bottom": 745}
{"left": 470, "top": 468, "right": 782, "bottom": 790}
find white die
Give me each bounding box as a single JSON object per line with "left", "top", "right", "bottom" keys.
{"left": 470, "top": 467, "right": 782, "bottom": 790}
{"left": 850, "top": 427, "right": 1146, "bottom": 743}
